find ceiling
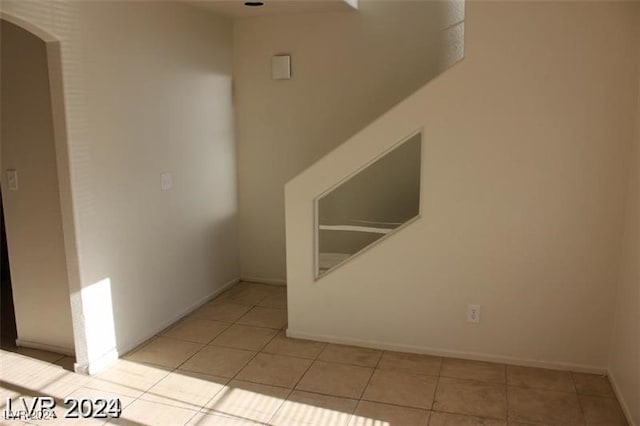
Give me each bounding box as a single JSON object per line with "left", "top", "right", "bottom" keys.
{"left": 184, "top": 0, "right": 358, "bottom": 18}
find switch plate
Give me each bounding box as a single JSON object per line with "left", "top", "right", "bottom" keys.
{"left": 7, "top": 170, "right": 18, "bottom": 191}
{"left": 160, "top": 172, "right": 172, "bottom": 191}
{"left": 272, "top": 55, "right": 291, "bottom": 80}
{"left": 467, "top": 304, "right": 480, "bottom": 323}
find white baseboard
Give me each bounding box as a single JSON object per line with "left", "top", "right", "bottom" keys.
{"left": 78, "top": 277, "right": 241, "bottom": 375}
{"left": 122, "top": 277, "right": 241, "bottom": 355}
{"left": 608, "top": 370, "right": 636, "bottom": 426}
{"left": 286, "top": 329, "right": 607, "bottom": 375}
{"left": 75, "top": 348, "right": 119, "bottom": 375}
{"left": 15, "top": 339, "right": 75, "bottom": 357}
{"left": 241, "top": 276, "right": 286, "bottom": 286}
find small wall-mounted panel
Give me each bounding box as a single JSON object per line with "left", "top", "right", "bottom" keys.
{"left": 7, "top": 169, "right": 18, "bottom": 190}
{"left": 272, "top": 55, "right": 291, "bottom": 80}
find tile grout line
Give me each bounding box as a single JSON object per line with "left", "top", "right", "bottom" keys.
{"left": 504, "top": 365, "right": 510, "bottom": 423}
{"left": 193, "top": 291, "right": 290, "bottom": 425}
{"left": 263, "top": 340, "right": 336, "bottom": 426}
{"left": 571, "top": 372, "right": 589, "bottom": 425}
{"left": 220, "top": 299, "right": 290, "bottom": 425}
{"left": 427, "top": 357, "right": 444, "bottom": 418}
{"left": 356, "top": 349, "right": 384, "bottom": 401}
{"left": 178, "top": 282, "right": 265, "bottom": 425}
{"left": 121, "top": 281, "right": 256, "bottom": 425}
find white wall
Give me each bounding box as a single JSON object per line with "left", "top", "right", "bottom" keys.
{"left": 286, "top": 1, "right": 639, "bottom": 372}
{"left": 234, "top": 1, "right": 464, "bottom": 283}
{"left": 0, "top": 1, "right": 239, "bottom": 372}
{"left": 1, "top": 20, "right": 75, "bottom": 353}
{"left": 609, "top": 31, "right": 640, "bottom": 424}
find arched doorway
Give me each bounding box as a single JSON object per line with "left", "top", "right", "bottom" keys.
{"left": 1, "top": 17, "right": 79, "bottom": 366}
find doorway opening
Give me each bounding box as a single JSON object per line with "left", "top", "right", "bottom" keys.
{"left": 0, "top": 189, "right": 18, "bottom": 350}
{"left": 1, "top": 17, "right": 77, "bottom": 369}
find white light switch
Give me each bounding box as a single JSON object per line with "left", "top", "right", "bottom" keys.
{"left": 272, "top": 55, "right": 291, "bottom": 80}
{"left": 7, "top": 170, "right": 18, "bottom": 191}
{"left": 160, "top": 172, "right": 172, "bottom": 191}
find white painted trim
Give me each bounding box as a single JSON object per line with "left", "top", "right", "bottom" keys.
{"left": 14, "top": 339, "right": 74, "bottom": 357}
{"left": 319, "top": 225, "right": 392, "bottom": 234}
{"left": 0, "top": 11, "right": 58, "bottom": 42}
{"left": 74, "top": 348, "right": 119, "bottom": 376}
{"left": 75, "top": 277, "right": 240, "bottom": 375}
{"left": 121, "top": 277, "right": 241, "bottom": 355}
{"left": 241, "top": 276, "right": 287, "bottom": 286}
{"left": 2, "top": 13, "right": 83, "bottom": 369}
{"left": 608, "top": 370, "right": 636, "bottom": 426}
{"left": 286, "top": 329, "right": 608, "bottom": 375}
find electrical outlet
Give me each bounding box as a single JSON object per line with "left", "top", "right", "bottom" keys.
{"left": 467, "top": 304, "right": 480, "bottom": 323}
{"left": 160, "top": 172, "right": 172, "bottom": 191}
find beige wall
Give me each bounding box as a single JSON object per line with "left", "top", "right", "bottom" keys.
{"left": 1, "top": 1, "right": 239, "bottom": 371}
{"left": 286, "top": 1, "right": 639, "bottom": 372}
{"left": 234, "top": 1, "right": 464, "bottom": 283}
{"left": 1, "top": 20, "right": 74, "bottom": 352}
{"left": 609, "top": 26, "right": 640, "bottom": 423}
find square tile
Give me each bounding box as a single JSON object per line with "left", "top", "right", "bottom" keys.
{"left": 54, "top": 356, "right": 76, "bottom": 372}
{"left": 204, "top": 379, "right": 290, "bottom": 423}
{"left": 217, "top": 282, "right": 276, "bottom": 306}
{"left": 579, "top": 395, "right": 628, "bottom": 425}
{"left": 506, "top": 365, "right": 574, "bottom": 392}
{"left": 187, "top": 412, "right": 264, "bottom": 425}
{"left": 65, "top": 386, "right": 136, "bottom": 409}
{"left": 179, "top": 346, "right": 255, "bottom": 378}
{"left": 270, "top": 390, "right": 357, "bottom": 426}
{"left": 125, "top": 336, "right": 204, "bottom": 369}
{"left": 362, "top": 369, "right": 437, "bottom": 409}
{"left": 236, "top": 353, "right": 312, "bottom": 388}
{"left": 572, "top": 373, "right": 615, "bottom": 397}
{"left": 237, "top": 307, "right": 287, "bottom": 329}
{"left": 57, "top": 386, "right": 136, "bottom": 424}
{"left": 87, "top": 360, "right": 170, "bottom": 398}
{"left": 0, "top": 352, "right": 59, "bottom": 386}
{"left": 434, "top": 377, "right": 507, "bottom": 419}
{"left": 257, "top": 292, "right": 287, "bottom": 309}
{"left": 429, "top": 412, "right": 507, "bottom": 426}
{"left": 26, "top": 366, "right": 90, "bottom": 399}
{"left": 507, "top": 386, "right": 583, "bottom": 424}
{"left": 191, "top": 301, "right": 253, "bottom": 322}
{"left": 263, "top": 331, "right": 326, "bottom": 359}
{"left": 348, "top": 401, "right": 430, "bottom": 426}
{"left": 378, "top": 351, "right": 441, "bottom": 376}
{"left": 10, "top": 347, "right": 66, "bottom": 363}
{"left": 318, "top": 344, "right": 382, "bottom": 368}
{"left": 0, "top": 384, "right": 22, "bottom": 408}
{"left": 211, "top": 324, "right": 278, "bottom": 351}
{"left": 441, "top": 358, "right": 505, "bottom": 384}
{"left": 110, "top": 398, "right": 197, "bottom": 426}
{"left": 27, "top": 398, "right": 109, "bottom": 426}
{"left": 296, "top": 361, "right": 373, "bottom": 399}
{"left": 162, "top": 318, "right": 229, "bottom": 344}
{"left": 140, "top": 371, "right": 228, "bottom": 410}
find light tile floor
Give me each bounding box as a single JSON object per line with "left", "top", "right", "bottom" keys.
{"left": 0, "top": 282, "right": 629, "bottom": 425}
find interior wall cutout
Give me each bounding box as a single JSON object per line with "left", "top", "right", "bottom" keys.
{"left": 316, "top": 131, "right": 422, "bottom": 277}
